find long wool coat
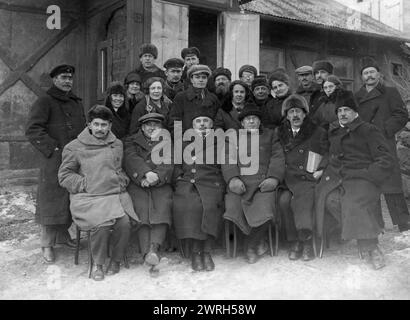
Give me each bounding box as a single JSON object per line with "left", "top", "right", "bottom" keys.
{"left": 314, "top": 117, "right": 393, "bottom": 240}
{"left": 279, "top": 118, "right": 328, "bottom": 231}
{"left": 123, "top": 131, "right": 174, "bottom": 227}
{"left": 222, "top": 128, "right": 285, "bottom": 235}
{"left": 172, "top": 136, "right": 226, "bottom": 240}
{"left": 214, "top": 102, "right": 242, "bottom": 131}
{"left": 311, "top": 90, "right": 339, "bottom": 129}
{"left": 58, "top": 129, "right": 139, "bottom": 231}
{"left": 261, "top": 92, "right": 291, "bottom": 129}
{"left": 25, "top": 86, "right": 86, "bottom": 225}
{"left": 355, "top": 82, "right": 408, "bottom": 194}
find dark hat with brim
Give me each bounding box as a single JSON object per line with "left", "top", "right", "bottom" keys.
{"left": 181, "top": 47, "right": 200, "bottom": 59}
{"left": 50, "top": 64, "right": 75, "bottom": 78}
{"left": 164, "top": 58, "right": 184, "bottom": 70}
{"left": 282, "top": 94, "right": 309, "bottom": 116}
{"left": 88, "top": 105, "right": 113, "bottom": 122}
{"left": 138, "top": 113, "right": 165, "bottom": 124}
{"left": 335, "top": 90, "right": 358, "bottom": 113}
{"left": 238, "top": 103, "right": 262, "bottom": 122}
{"left": 124, "top": 72, "right": 142, "bottom": 85}
{"left": 312, "top": 60, "right": 334, "bottom": 74}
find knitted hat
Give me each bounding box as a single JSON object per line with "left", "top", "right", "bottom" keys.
{"left": 268, "top": 68, "right": 290, "bottom": 87}
{"left": 124, "top": 72, "right": 141, "bottom": 85}
{"left": 360, "top": 56, "right": 379, "bottom": 74}
{"left": 163, "top": 58, "right": 184, "bottom": 69}
{"left": 138, "top": 112, "right": 165, "bottom": 124}
{"left": 312, "top": 60, "right": 334, "bottom": 74}
{"left": 238, "top": 64, "right": 258, "bottom": 78}
{"left": 106, "top": 82, "right": 126, "bottom": 96}
{"left": 187, "top": 64, "right": 212, "bottom": 78}
{"left": 139, "top": 43, "right": 158, "bottom": 59}
{"left": 50, "top": 64, "right": 75, "bottom": 78}
{"left": 88, "top": 105, "right": 113, "bottom": 122}
{"left": 282, "top": 94, "right": 309, "bottom": 116}
{"left": 181, "top": 47, "right": 200, "bottom": 59}
{"left": 212, "top": 67, "right": 232, "bottom": 81}
{"left": 251, "top": 76, "right": 269, "bottom": 92}
{"left": 238, "top": 103, "right": 262, "bottom": 122}
{"left": 334, "top": 90, "right": 358, "bottom": 113}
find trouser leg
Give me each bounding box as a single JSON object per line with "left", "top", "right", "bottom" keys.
{"left": 150, "top": 224, "right": 168, "bottom": 247}
{"left": 203, "top": 237, "right": 213, "bottom": 253}
{"left": 191, "top": 238, "right": 204, "bottom": 253}
{"left": 324, "top": 188, "right": 342, "bottom": 232}
{"left": 357, "top": 238, "right": 378, "bottom": 252}
{"left": 247, "top": 223, "right": 269, "bottom": 249}
{"left": 278, "top": 190, "right": 298, "bottom": 241}
{"left": 41, "top": 225, "right": 58, "bottom": 247}
{"left": 138, "top": 225, "right": 151, "bottom": 256}
{"left": 297, "top": 229, "right": 312, "bottom": 242}
{"left": 384, "top": 193, "right": 410, "bottom": 227}
{"left": 90, "top": 226, "right": 111, "bottom": 265}
{"left": 110, "top": 215, "right": 131, "bottom": 262}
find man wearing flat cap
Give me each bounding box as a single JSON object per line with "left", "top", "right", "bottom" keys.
{"left": 295, "top": 65, "right": 321, "bottom": 105}
{"left": 26, "top": 64, "right": 86, "bottom": 263}
{"left": 354, "top": 57, "right": 410, "bottom": 233}
{"left": 163, "top": 58, "right": 185, "bottom": 101}
{"left": 168, "top": 64, "right": 220, "bottom": 133}
{"left": 238, "top": 64, "right": 258, "bottom": 88}
{"left": 181, "top": 47, "right": 200, "bottom": 89}
{"left": 132, "top": 43, "right": 166, "bottom": 84}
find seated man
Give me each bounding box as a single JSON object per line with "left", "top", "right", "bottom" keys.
{"left": 277, "top": 94, "right": 328, "bottom": 261}
{"left": 58, "top": 105, "right": 140, "bottom": 281}
{"left": 315, "top": 91, "right": 393, "bottom": 270}
{"left": 222, "top": 103, "right": 285, "bottom": 264}
{"left": 123, "top": 113, "right": 174, "bottom": 275}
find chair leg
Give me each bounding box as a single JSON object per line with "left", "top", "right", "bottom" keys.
{"left": 225, "top": 220, "right": 231, "bottom": 258}
{"left": 123, "top": 253, "right": 130, "bottom": 269}
{"left": 319, "top": 234, "right": 325, "bottom": 259}
{"left": 74, "top": 226, "right": 80, "bottom": 265}
{"left": 233, "top": 223, "right": 237, "bottom": 258}
{"left": 312, "top": 232, "right": 318, "bottom": 258}
{"left": 275, "top": 223, "right": 279, "bottom": 256}
{"left": 87, "top": 231, "right": 93, "bottom": 278}
{"left": 268, "top": 223, "right": 274, "bottom": 257}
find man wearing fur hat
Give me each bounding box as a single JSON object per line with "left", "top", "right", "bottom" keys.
{"left": 26, "top": 64, "right": 86, "bottom": 263}
{"left": 295, "top": 65, "right": 321, "bottom": 105}
{"left": 251, "top": 76, "right": 272, "bottom": 107}
{"left": 133, "top": 43, "right": 165, "bottom": 84}
{"left": 277, "top": 94, "right": 328, "bottom": 261}
{"left": 181, "top": 47, "right": 200, "bottom": 88}
{"left": 162, "top": 58, "right": 185, "bottom": 101}
{"left": 238, "top": 64, "right": 258, "bottom": 88}
{"left": 310, "top": 60, "right": 335, "bottom": 117}
{"left": 168, "top": 64, "right": 220, "bottom": 133}
{"left": 210, "top": 67, "right": 232, "bottom": 104}
{"left": 315, "top": 91, "right": 393, "bottom": 269}
{"left": 354, "top": 57, "right": 410, "bottom": 232}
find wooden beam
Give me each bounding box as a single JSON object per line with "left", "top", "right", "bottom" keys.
{"left": 0, "top": 1, "right": 80, "bottom": 19}
{"left": 0, "top": 46, "right": 17, "bottom": 70}
{"left": 87, "top": 0, "right": 125, "bottom": 20}
{"left": 126, "top": 0, "right": 147, "bottom": 71}
{"left": 20, "top": 74, "right": 45, "bottom": 97}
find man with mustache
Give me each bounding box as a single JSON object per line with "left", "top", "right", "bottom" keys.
{"left": 310, "top": 60, "right": 334, "bottom": 117}
{"left": 295, "top": 65, "right": 321, "bottom": 105}
{"left": 181, "top": 47, "right": 200, "bottom": 89}
{"left": 210, "top": 67, "right": 232, "bottom": 104}
{"left": 26, "top": 64, "right": 86, "bottom": 263}
{"left": 315, "top": 91, "right": 393, "bottom": 269}
{"left": 354, "top": 57, "right": 410, "bottom": 233}
{"left": 163, "top": 58, "right": 185, "bottom": 101}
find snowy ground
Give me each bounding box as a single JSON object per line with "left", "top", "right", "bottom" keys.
{"left": 1, "top": 188, "right": 410, "bottom": 300}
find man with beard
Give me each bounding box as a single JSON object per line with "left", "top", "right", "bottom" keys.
{"left": 251, "top": 76, "right": 272, "bottom": 108}
{"left": 181, "top": 47, "right": 200, "bottom": 89}
{"left": 309, "top": 60, "right": 334, "bottom": 117}
{"left": 163, "top": 58, "right": 185, "bottom": 101}
{"left": 354, "top": 57, "right": 410, "bottom": 232}
{"left": 133, "top": 43, "right": 165, "bottom": 84}
{"left": 210, "top": 67, "right": 232, "bottom": 104}
{"left": 295, "top": 65, "right": 321, "bottom": 105}
{"left": 26, "top": 64, "right": 86, "bottom": 263}
{"left": 238, "top": 64, "right": 258, "bottom": 88}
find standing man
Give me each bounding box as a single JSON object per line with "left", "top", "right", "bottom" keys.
{"left": 310, "top": 60, "right": 334, "bottom": 116}
{"left": 133, "top": 43, "right": 166, "bottom": 84}
{"left": 355, "top": 57, "right": 410, "bottom": 232}
{"left": 163, "top": 58, "right": 185, "bottom": 101}
{"left": 238, "top": 64, "right": 258, "bottom": 88}
{"left": 315, "top": 91, "right": 393, "bottom": 269}
{"left": 25, "top": 64, "right": 86, "bottom": 263}
{"left": 294, "top": 65, "right": 321, "bottom": 105}
{"left": 251, "top": 76, "right": 272, "bottom": 107}
{"left": 210, "top": 67, "right": 232, "bottom": 104}
{"left": 181, "top": 47, "right": 200, "bottom": 88}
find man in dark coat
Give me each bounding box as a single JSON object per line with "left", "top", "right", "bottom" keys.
{"left": 310, "top": 60, "right": 334, "bottom": 117}
{"left": 354, "top": 57, "right": 410, "bottom": 232}
{"left": 168, "top": 64, "right": 220, "bottom": 133}
{"left": 132, "top": 43, "right": 166, "bottom": 85}
{"left": 181, "top": 47, "right": 200, "bottom": 89}
{"left": 209, "top": 67, "right": 232, "bottom": 104}
{"left": 251, "top": 76, "right": 272, "bottom": 108}
{"left": 222, "top": 103, "right": 285, "bottom": 264}
{"left": 295, "top": 65, "right": 321, "bottom": 105}
{"left": 278, "top": 94, "right": 328, "bottom": 261}
{"left": 25, "top": 64, "right": 86, "bottom": 263}
{"left": 163, "top": 58, "right": 185, "bottom": 101}
{"left": 315, "top": 91, "right": 393, "bottom": 270}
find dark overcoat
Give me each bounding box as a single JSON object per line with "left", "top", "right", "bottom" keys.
{"left": 172, "top": 136, "right": 226, "bottom": 239}
{"left": 163, "top": 80, "right": 185, "bottom": 101}
{"left": 25, "top": 86, "right": 86, "bottom": 225}
{"left": 278, "top": 118, "right": 328, "bottom": 230}
{"left": 123, "top": 131, "right": 174, "bottom": 227}
{"left": 133, "top": 64, "right": 166, "bottom": 84}
{"left": 311, "top": 90, "right": 339, "bottom": 128}
{"left": 355, "top": 82, "right": 409, "bottom": 194}
{"left": 315, "top": 117, "right": 394, "bottom": 240}
{"left": 261, "top": 93, "right": 290, "bottom": 129}
{"left": 222, "top": 128, "right": 285, "bottom": 235}
{"left": 213, "top": 101, "right": 242, "bottom": 131}
{"left": 296, "top": 82, "right": 321, "bottom": 105}
{"left": 104, "top": 98, "right": 131, "bottom": 140}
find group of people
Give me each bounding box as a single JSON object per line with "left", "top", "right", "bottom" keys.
{"left": 25, "top": 42, "right": 410, "bottom": 281}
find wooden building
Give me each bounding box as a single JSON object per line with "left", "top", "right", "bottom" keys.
{"left": 0, "top": 0, "right": 409, "bottom": 186}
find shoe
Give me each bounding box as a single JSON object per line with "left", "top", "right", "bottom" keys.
{"left": 368, "top": 247, "right": 386, "bottom": 270}
{"left": 191, "top": 251, "right": 204, "bottom": 271}
{"left": 302, "top": 242, "right": 315, "bottom": 261}
{"left": 256, "top": 239, "right": 268, "bottom": 256}
{"left": 288, "top": 241, "right": 303, "bottom": 260}
{"left": 106, "top": 260, "right": 120, "bottom": 275}
{"left": 149, "top": 265, "right": 160, "bottom": 278}
{"left": 92, "top": 265, "right": 105, "bottom": 281}
{"left": 59, "top": 238, "right": 78, "bottom": 250}
{"left": 202, "top": 252, "right": 215, "bottom": 271}
{"left": 42, "top": 247, "right": 55, "bottom": 263}
{"left": 145, "top": 243, "right": 160, "bottom": 266}
{"left": 246, "top": 248, "right": 258, "bottom": 264}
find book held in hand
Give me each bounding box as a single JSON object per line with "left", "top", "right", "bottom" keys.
{"left": 306, "top": 151, "right": 323, "bottom": 173}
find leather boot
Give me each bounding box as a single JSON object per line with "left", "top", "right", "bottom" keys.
{"left": 191, "top": 251, "right": 204, "bottom": 271}
{"left": 202, "top": 252, "right": 215, "bottom": 271}
{"left": 92, "top": 265, "right": 105, "bottom": 281}
{"left": 302, "top": 240, "right": 315, "bottom": 261}
{"left": 106, "top": 260, "right": 120, "bottom": 275}
{"left": 42, "top": 247, "right": 55, "bottom": 263}
{"left": 145, "top": 243, "right": 160, "bottom": 266}
{"left": 246, "top": 248, "right": 258, "bottom": 264}
{"left": 368, "top": 247, "right": 386, "bottom": 270}
{"left": 288, "top": 241, "right": 302, "bottom": 260}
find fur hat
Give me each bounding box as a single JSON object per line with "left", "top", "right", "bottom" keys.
{"left": 181, "top": 47, "right": 200, "bottom": 59}
{"left": 88, "top": 105, "right": 113, "bottom": 122}
{"left": 334, "top": 90, "right": 358, "bottom": 113}
{"left": 212, "top": 67, "right": 232, "bottom": 81}
{"left": 139, "top": 43, "right": 158, "bottom": 59}
{"left": 124, "top": 72, "right": 142, "bottom": 85}
{"left": 50, "top": 64, "right": 75, "bottom": 78}
{"left": 268, "top": 68, "right": 290, "bottom": 87}
{"left": 187, "top": 64, "right": 212, "bottom": 78}
{"left": 281, "top": 94, "right": 309, "bottom": 116}
{"left": 251, "top": 76, "right": 269, "bottom": 92}
{"left": 360, "top": 56, "right": 379, "bottom": 74}
{"left": 312, "top": 60, "right": 334, "bottom": 74}
{"left": 238, "top": 103, "right": 262, "bottom": 122}
{"left": 238, "top": 64, "right": 258, "bottom": 78}
{"left": 106, "top": 82, "right": 126, "bottom": 96}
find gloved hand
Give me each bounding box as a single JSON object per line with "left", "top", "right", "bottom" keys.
{"left": 141, "top": 179, "right": 150, "bottom": 188}
{"left": 145, "top": 171, "right": 159, "bottom": 185}
{"left": 313, "top": 170, "right": 323, "bottom": 180}
{"left": 229, "top": 177, "right": 246, "bottom": 195}
{"left": 258, "top": 178, "right": 279, "bottom": 192}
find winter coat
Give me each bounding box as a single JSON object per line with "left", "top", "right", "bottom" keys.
{"left": 222, "top": 128, "right": 285, "bottom": 235}
{"left": 355, "top": 82, "right": 409, "bottom": 194}
{"left": 296, "top": 82, "right": 321, "bottom": 105}
{"left": 129, "top": 95, "right": 172, "bottom": 134}
{"left": 278, "top": 118, "right": 328, "bottom": 230}
{"left": 168, "top": 86, "right": 220, "bottom": 133}
{"left": 125, "top": 92, "right": 145, "bottom": 116}
{"left": 163, "top": 80, "right": 185, "bottom": 101}
{"left": 314, "top": 117, "right": 394, "bottom": 240}
{"left": 123, "top": 131, "right": 174, "bottom": 227}
{"left": 133, "top": 64, "right": 166, "bottom": 85}
{"left": 309, "top": 89, "right": 326, "bottom": 117}
{"left": 173, "top": 136, "right": 226, "bottom": 239}
{"left": 58, "top": 128, "right": 139, "bottom": 231}
{"left": 104, "top": 99, "right": 131, "bottom": 140}
{"left": 261, "top": 92, "right": 291, "bottom": 129}
{"left": 25, "top": 86, "right": 86, "bottom": 225}
{"left": 311, "top": 90, "right": 339, "bottom": 129}
{"left": 214, "top": 101, "right": 243, "bottom": 131}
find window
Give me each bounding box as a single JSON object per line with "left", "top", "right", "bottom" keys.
{"left": 392, "top": 63, "right": 403, "bottom": 77}
{"left": 327, "top": 55, "right": 354, "bottom": 90}
{"left": 259, "top": 47, "right": 285, "bottom": 77}
{"left": 97, "top": 40, "right": 113, "bottom": 100}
